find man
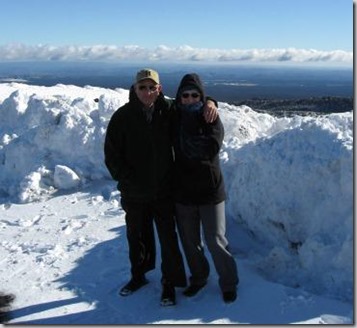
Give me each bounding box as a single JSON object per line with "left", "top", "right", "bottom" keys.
{"left": 104, "top": 68, "right": 217, "bottom": 306}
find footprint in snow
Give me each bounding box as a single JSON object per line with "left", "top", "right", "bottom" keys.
{"left": 19, "top": 215, "right": 43, "bottom": 227}
{"left": 62, "top": 220, "right": 86, "bottom": 235}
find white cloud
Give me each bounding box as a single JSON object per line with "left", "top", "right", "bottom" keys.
{"left": 0, "top": 43, "right": 352, "bottom": 65}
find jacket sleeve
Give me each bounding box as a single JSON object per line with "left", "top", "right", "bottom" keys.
{"left": 207, "top": 116, "right": 224, "bottom": 156}
{"left": 104, "top": 112, "right": 131, "bottom": 183}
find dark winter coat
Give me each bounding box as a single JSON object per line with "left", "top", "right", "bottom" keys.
{"left": 173, "top": 74, "right": 226, "bottom": 205}
{"left": 104, "top": 87, "right": 175, "bottom": 202}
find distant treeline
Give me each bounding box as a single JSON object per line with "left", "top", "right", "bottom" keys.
{"left": 232, "top": 96, "right": 353, "bottom": 117}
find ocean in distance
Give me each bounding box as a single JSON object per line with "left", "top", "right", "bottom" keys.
{"left": 0, "top": 61, "right": 353, "bottom": 107}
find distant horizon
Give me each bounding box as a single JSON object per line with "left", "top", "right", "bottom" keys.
{"left": 0, "top": 62, "right": 352, "bottom": 102}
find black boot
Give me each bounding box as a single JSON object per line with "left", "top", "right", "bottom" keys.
{"left": 222, "top": 290, "right": 237, "bottom": 303}
{"left": 119, "top": 276, "right": 149, "bottom": 296}
{"left": 160, "top": 282, "right": 176, "bottom": 306}
{"left": 183, "top": 283, "right": 206, "bottom": 297}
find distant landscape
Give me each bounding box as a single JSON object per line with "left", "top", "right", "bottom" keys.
{"left": 233, "top": 96, "right": 353, "bottom": 116}
{"left": 0, "top": 61, "right": 353, "bottom": 114}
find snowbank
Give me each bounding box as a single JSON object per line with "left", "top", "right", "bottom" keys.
{"left": 0, "top": 82, "right": 352, "bottom": 303}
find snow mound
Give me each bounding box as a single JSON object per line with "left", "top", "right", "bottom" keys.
{"left": 0, "top": 83, "right": 352, "bottom": 304}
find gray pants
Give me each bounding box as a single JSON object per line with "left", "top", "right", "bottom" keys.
{"left": 175, "top": 201, "right": 239, "bottom": 292}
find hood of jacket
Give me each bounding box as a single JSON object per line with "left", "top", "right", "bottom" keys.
{"left": 175, "top": 73, "right": 206, "bottom": 106}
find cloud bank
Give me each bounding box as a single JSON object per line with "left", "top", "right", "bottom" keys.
{"left": 0, "top": 43, "right": 352, "bottom": 65}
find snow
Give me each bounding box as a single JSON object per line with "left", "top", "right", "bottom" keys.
{"left": 0, "top": 82, "right": 353, "bottom": 325}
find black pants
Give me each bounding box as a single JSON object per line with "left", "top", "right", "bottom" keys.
{"left": 121, "top": 197, "right": 187, "bottom": 287}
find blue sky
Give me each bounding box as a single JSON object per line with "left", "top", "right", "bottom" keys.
{"left": 0, "top": 0, "right": 353, "bottom": 65}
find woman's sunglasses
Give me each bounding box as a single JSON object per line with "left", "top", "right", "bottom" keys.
{"left": 181, "top": 92, "right": 200, "bottom": 99}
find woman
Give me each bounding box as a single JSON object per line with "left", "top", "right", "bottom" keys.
{"left": 173, "top": 73, "right": 239, "bottom": 303}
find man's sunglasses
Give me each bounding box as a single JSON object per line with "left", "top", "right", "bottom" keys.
{"left": 138, "top": 85, "right": 158, "bottom": 92}
{"left": 181, "top": 92, "right": 200, "bottom": 99}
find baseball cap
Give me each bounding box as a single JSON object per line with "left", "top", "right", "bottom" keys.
{"left": 136, "top": 68, "right": 160, "bottom": 84}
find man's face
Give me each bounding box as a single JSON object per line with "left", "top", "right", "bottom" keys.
{"left": 135, "top": 79, "right": 162, "bottom": 108}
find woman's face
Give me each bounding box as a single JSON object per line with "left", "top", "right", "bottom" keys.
{"left": 180, "top": 89, "right": 201, "bottom": 105}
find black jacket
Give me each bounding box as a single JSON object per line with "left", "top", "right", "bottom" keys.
{"left": 104, "top": 87, "right": 175, "bottom": 202}
{"left": 173, "top": 74, "right": 226, "bottom": 205}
